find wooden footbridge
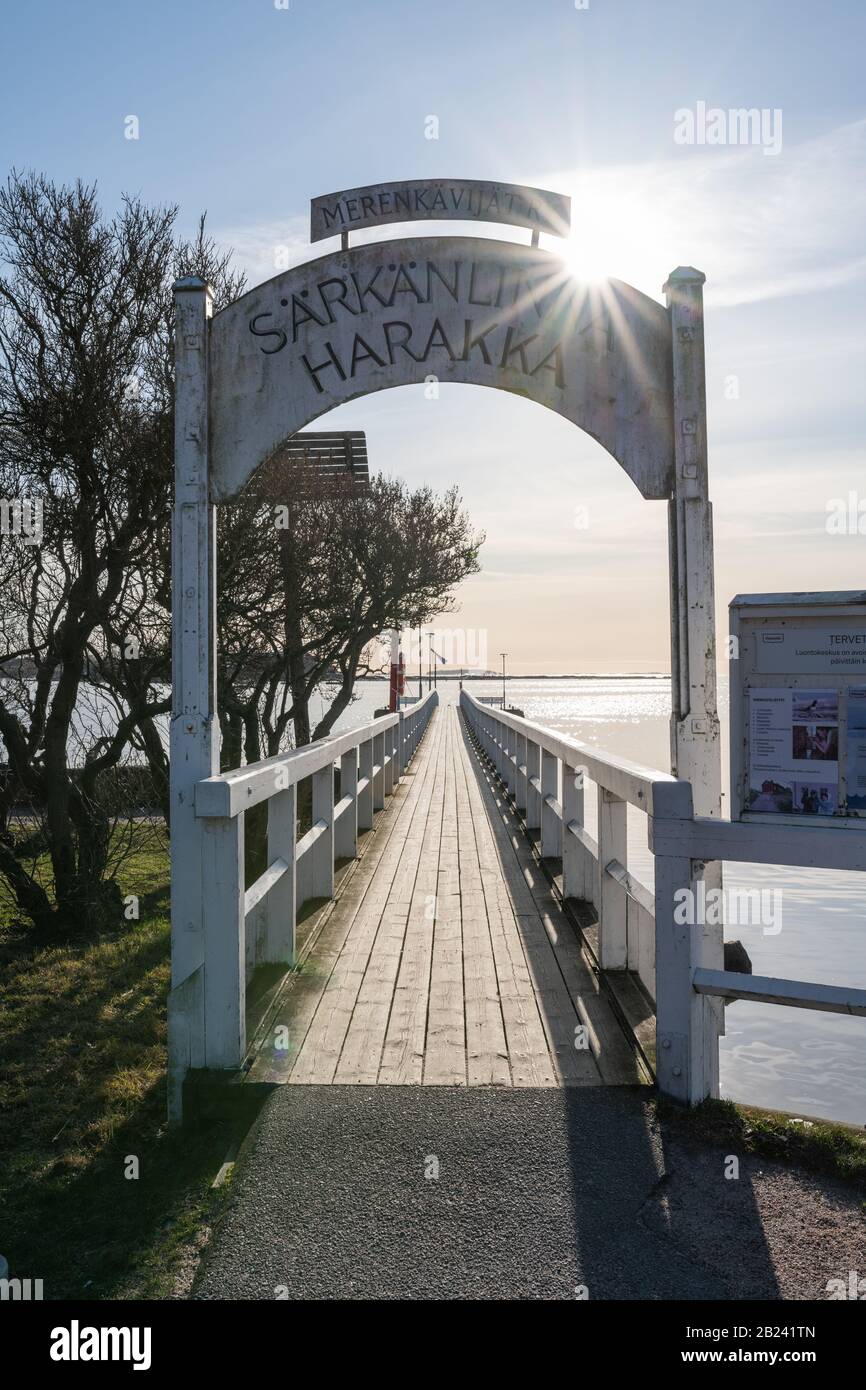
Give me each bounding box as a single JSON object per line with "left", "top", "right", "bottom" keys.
{"left": 247, "top": 699, "right": 639, "bottom": 1091}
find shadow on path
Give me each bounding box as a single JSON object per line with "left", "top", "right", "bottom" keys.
{"left": 192, "top": 1084, "right": 786, "bottom": 1300}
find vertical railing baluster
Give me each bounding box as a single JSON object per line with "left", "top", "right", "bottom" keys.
{"left": 541, "top": 749, "right": 562, "bottom": 859}
{"left": 525, "top": 740, "right": 541, "bottom": 831}
{"left": 202, "top": 812, "right": 245, "bottom": 1068}
{"left": 384, "top": 723, "right": 395, "bottom": 797}
{"left": 262, "top": 785, "right": 296, "bottom": 965}
{"left": 335, "top": 749, "right": 358, "bottom": 862}
{"left": 311, "top": 763, "right": 334, "bottom": 899}
{"left": 561, "top": 763, "right": 585, "bottom": 901}
{"left": 373, "top": 730, "right": 385, "bottom": 811}
{"left": 514, "top": 731, "right": 527, "bottom": 813}
{"left": 501, "top": 720, "right": 513, "bottom": 797}
{"left": 597, "top": 786, "right": 628, "bottom": 968}
{"left": 358, "top": 738, "right": 374, "bottom": 830}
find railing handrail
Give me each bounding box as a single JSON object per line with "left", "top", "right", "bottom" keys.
{"left": 650, "top": 809, "right": 866, "bottom": 874}
{"left": 197, "top": 689, "right": 438, "bottom": 818}
{"left": 460, "top": 688, "right": 689, "bottom": 816}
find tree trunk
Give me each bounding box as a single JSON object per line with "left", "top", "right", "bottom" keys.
{"left": 279, "top": 525, "right": 311, "bottom": 749}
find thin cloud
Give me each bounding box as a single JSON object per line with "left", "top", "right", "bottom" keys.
{"left": 543, "top": 120, "right": 866, "bottom": 308}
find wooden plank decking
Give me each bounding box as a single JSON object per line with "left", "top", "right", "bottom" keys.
{"left": 249, "top": 703, "right": 642, "bottom": 1087}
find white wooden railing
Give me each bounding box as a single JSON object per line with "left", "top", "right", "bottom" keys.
{"left": 460, "top": 688, "right": 866, "bottom": 1106}
{"left": 193, "top": 690, "right": 438, "bottom": 1070}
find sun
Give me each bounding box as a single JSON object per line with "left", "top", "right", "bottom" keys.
{"left": 553, "top": 183, "right": 674, "bottom": 298}
{"left": 559, "top": 226, "right": 617, "bottom": 284}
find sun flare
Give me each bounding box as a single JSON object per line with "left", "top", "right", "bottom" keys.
{"left": 554, "top": 182, "right": 675, "bottom": 298}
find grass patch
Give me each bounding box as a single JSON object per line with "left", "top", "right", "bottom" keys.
{"left": 654, "top": 1095, "right": 866, "bottom": 1194}
{"left": 0, "top": 834, "right": 239, "bottom": 1299}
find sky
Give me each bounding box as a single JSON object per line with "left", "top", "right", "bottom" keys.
{"left": 2, "top": 0, "right": 865, "bottom": 672}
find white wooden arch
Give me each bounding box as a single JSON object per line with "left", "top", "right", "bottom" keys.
{"left": 168, "top": 188, "right": 721, "bottom": 1115}
{"left": 206, "top": 237, "right": 675, "bottom": 502}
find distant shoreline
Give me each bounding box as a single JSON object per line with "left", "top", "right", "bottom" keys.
{"left": 357, "top": 672, "right": 672, "bottom": 682}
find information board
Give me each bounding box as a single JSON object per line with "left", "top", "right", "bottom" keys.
{"left": 729, "top": 592, "right": 866, "bottom": 823}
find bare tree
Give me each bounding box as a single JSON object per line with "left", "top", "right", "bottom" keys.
{"left": 0, "top": 172, "right": 242, "bottom": 932}
{"left": 217, "top": 459, "right": 484, "bottom": 752}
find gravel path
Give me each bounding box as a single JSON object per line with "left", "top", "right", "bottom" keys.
{"left": 193, "top": 1085, "right": 866, "bottom": 1300}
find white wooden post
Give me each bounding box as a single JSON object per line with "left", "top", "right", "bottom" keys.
{"left": 685, "top": 857, "right": 722, "bottom": 1099}
{"left": 652, "top": 780, "right": 717, "bottom": 1103}
{"left": 311, "top": 764, "right": 334, "bottom": 899}
{"left": 540, "top": 749, "right": 561, "bottom": 858}
{"left": 201, "top": 813, "right": 245, "bottom": 1068}
{"left": 397, "top": 711, "right": 406, "bottom": 777}
{"left": 596, "top": 787, "right": 628, "bottom": 969}
{"left": 664, "top": 266, "right": 724, "bottom": 1068}
{"left": 261, "top": 786, "right": 296, "bottom": 965}
{"left": 650, "top": 783, "right": 717, "bottom": 1106}
{"left": 525, "top": 740, "right": 541, "bottom": 830}
{"left": 664, "top": 267, "right": 721, "bottom": 823}
{"left": 168, "top": 277, "right": 218, "bottom": 1122}
{"left": 562, "top": 762, "right": 585, "bottom": 899}
{"left": 358, "top": 738, "right": 374, "bottom": 830}
{"left": 335, "top": 750, "right": 358, "bottom": 861}
{"left": 654, "top": 845, "right": 694, "bottom": 1103}
{"left": 372, "top": 731, "right": 385, "bottom": 811}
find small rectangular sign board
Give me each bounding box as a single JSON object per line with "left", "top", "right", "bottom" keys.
{"left": 729, "top": 591, "right": 866, "bottom": 824}
{"left": 310, "top": 179, "right": 571, "bottom": 243}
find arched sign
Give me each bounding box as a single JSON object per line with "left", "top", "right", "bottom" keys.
{"left": 168, "top": 179, "right": 721, "bottom": 1117}
{"left": 309, "top": 178, "right": 572, "bottom": 243}
{"left": 209, "top": 238, "right": 674, "bottom": 502}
